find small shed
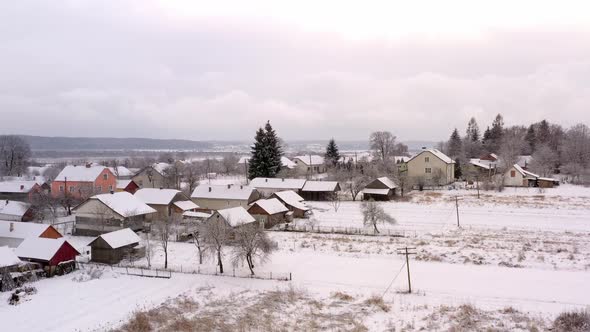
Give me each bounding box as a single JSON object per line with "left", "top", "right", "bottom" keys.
{"left": 88, "top": 228, "right": 143, "bottom": 264}
{"left": 0, "top": 200, "right": 35, "bottom": 222}
{"left": 207, "top": 207, "right": 257, "bottom": 228}
{"left": 362, "top": 177, "right": 398, "bottom": 201}
{"left": 248, "top": 198, "right": 289, "bottom": 228}
{"left": 272, "top": 190, "right": 309, "bottom": 218}
{"left": 300, "top": 181, "right": 341, "bottom": 201}
{"left": 15, "top": 238, "right": 79, "bottom": 267}
{"left": 116, "top": 179, "right": 140, "bottom": 194}
{"left": 537, "top": 177, "right": 559, "bottom": 188}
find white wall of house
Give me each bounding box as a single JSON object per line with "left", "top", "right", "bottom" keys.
{"left": 74, "top": 199, "right": 125, "bottom": 221}
{"left": 502, "top": 167, "right": 526, "bottom": 187}
{"left": 191, "top": 198, "right": 249, "bottom": 210}
{"left": 407, "top": 151, "right": 455, "bottom": 185}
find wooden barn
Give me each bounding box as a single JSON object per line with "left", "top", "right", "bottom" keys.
{"left": 247, "top": 198, "right": 289, "bottom": 228}
{"left": 271, "top": 191, "right": 309, "bottom": 218}
{"left": 15, "top": 238, "right": 79, "bottom": 269}
{"left": 300, "top": 181, "right": 341, "bottom": 201}
{"left": 88, "top": 228, "right": 143, "bottom": 264}
{"left": 362, "top": 177, "right": 398, "bottom": 201}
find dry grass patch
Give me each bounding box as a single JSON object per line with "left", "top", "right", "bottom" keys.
{"left": 363, "top": 295, "right": 390, "bottom": 312}
{"left": 332, "top": 291, "right": 355, "bottom": 302}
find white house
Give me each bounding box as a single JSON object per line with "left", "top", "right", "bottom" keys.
{"left": 191, "top": 184, "right": 259, "bottom": 210}
{"left": 249, "top": 178, "right": 307, "bottom": 197}
{"left": 293, "top": 155, "right": 326, "bottom": 174}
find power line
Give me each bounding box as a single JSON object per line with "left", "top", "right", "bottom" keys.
{"left": 381, "top": 261, "right": 406, "bottom": 297}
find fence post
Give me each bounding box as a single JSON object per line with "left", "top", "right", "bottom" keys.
{"left": 270, "top": 271, "right": 272, "bottom": 279}
{"left": 289, "top": 272, "right": 292, "bottom": 281}
{"left": 141, "top": 268, "right": 144, "bottom": 276}
{"left": 233, "top": 268, "right": 235, "bottom": 277}
{"left": 126, "top": 267, "right": 129, "bottom": 274}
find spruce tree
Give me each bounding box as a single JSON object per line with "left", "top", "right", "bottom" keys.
{"left": 447, "top": 128, "right": 463, "bottom": 159}
{"left": 466, "top": 117, "right": 481, "bottom": 142}
{"left": 324, "top": 138, "right": 341, "bottom": 167}
{"left": 263, "top": 121, "right": 283, "bottom": 176}
{"left": 454, "top": 158, "right": 462, "bottom": 179}
{"left": 525, "top": 124, "right": 536, "bottom": 154}
{"left": 537, "top": 120, "right": 550, "bottom": 145}
{"left": 248, "top": 122, "right": 283, "bottom": 179}
{"left": 248, "top": 128, "right": 268, "bottom": 179}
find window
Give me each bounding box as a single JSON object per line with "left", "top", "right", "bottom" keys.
{"left": 103, "top": 173, "right": 108, "bottom": 180}
{"left": 96, "top": 186, "right": 102, "bottom": 192}
{"left": 425, "top": 157, "right": 430, "bottom": 162}
{"left": 425, "top": 168, "right": 432, "bottom": 174}
{"left": 108, "top": 185, "right": 113, "bottom": 191}
{"left": 510, "top": 170, "right": 516, "bottom": 178}
{"left": 307, "top": 167, "right": 310, "bottom": 171}
{"left": 59, "top": 186, "right": 64, "bottom": 192}
{"left": 69, "top": 186, "right": 75, "bottom": 193}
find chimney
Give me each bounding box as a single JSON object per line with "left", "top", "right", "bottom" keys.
{"left": 282, "top": 178, "right": 284, "bottom": 182}
{"left": 240, "top": 185, "right": 243, "bottom": 189}
{"left": 9, "top": 222, "right": 14, "bottom": 232}
{"left": 265, "top": 178, "right": 268, "bottom": 182}
{"left": 20, "top": 185, "right": 24, "bottom": 190}
{"left": 421, "top": 147, "right": 427, "bottom": 150}
{"left": 227, "top": 184, "right": 231, "bottom": 189}
{"left": 208, "top": 187, "right": 212, "bottom": 192}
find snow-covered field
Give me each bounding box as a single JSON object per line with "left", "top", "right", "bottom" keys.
{"left": 2, "top": 184, "right": 590, "bottom": 331}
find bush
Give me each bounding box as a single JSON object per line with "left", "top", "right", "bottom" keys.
{"left": 363, "top": 295, "right": 390, "bottom": 312}
{"left": 553, "top": 310, "right": 590, "bottom": 332}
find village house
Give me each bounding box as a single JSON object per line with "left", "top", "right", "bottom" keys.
{"left": 88, "top": 228, "right": 144, "bottom": 264}
{"left": 0, "top": 180, "right": 42, "bottom": 202}
{"left": 466, "top": 158, "right": 498, "bottom": 180}
{"left": 207, "top": 206, "right": 257, "bottom": 228}
{"left": 72, "top": 192, "right": 157, "bottom": 236}
{"left": 0, "top": 200, "right": 35, "bottom": 222}
{"left": 247, "top": 198, "right": 289, "bottom": 228}
{"left": 116, "top": 179, "right": 140, "bottom": 194}
{"left": 108, "top": 166, "right": 134, "bottom": 179}
{"left": 271, "top": 190, "right": 309, "bottom": 218}
{"left": 300, "top": 181, "right": 341, "bottom": 201}
{"left": 362, "top": 177, "right": 398, "bottom": 201}
{"left": 131, "top": 162, "right": 170, "bottom": 189}
{"left": 134, "top": 188, "right": 195, "bottom": 220}
{"left": 191, "top": 184, "right": 259, "bottom": 210}
{"left": 293, "top": 155, "right": 327, "bottom": 174}
{"left": 15, "top": 238, "right": 79, "bottom": 273}
{"left": 51, "top": 165, "right": 116, "bottom": 199}
{"left": 0, "top": 246, "right": 21, "bottom": 274}
{"left": 406, "top": 149, "right": 455, "bottom": 186}
{"left": 250, "top": 177, "right": 307, "bottom": 197}
{"left": 0, "top": 220, "right": 62, "bottom": 248}
{"left": 502, "top": 164, "right": 539, "bottom": 187}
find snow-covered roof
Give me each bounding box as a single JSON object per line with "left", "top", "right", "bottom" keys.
{"left": 517, "top": 155, "right": 533, "bottom": 167}
{"left": 91, "top": 192, "right": 157, "bottom": 218}
{"left": 0, "top": 246, "right": 21, "bottom": 267}
{"left": 55, "top": 165, "right": 109, "bottom": 182}
{"left": 408, "top": 149, "right": 454, "bottom": 164}
{"left": 116, "top": 179, "right": 133, "bottom": 189}
{"left": 250, "top": 177, "right": 306, "bottom": 189}
{"left": 469, "top": 159, "right": 496, "bottom": 170}
{"left": 250, "top": 198, "right": 289, "bottom": 215}
{"left": 173, "top": 200, "right": 199, "bottom": 211}
{"left": 361, "top": 188, "right": 391, "bottom": 195}
{"left": 0, "top": 181, "right": 39, "bottom": 193}
{"left": 15, "top": 238, "right": 77, "bottom": 261}
{"left": 108, "top": 166, "right": 134, "bottom": 177}
{"left": 538, "top": 177, "right": 558, "bottom": 182}
{"left": 91, "top": 228, "right": 140, "bottom": 249}
{"left": 191, "top": 184, "right": 255, "bottom": 200}
{"left": 376, "top": 177, "right": 397, "bottom": 189}
{"left": 394, "top": 156, "right": 409, "bottom": 163}
{"left": 0, "top": 200, "right": 31, "bottom": 218}
{"left": 513, "top": 164, "right": 539, "bottom": 178}
{"left": 0, "top": 220, "right": 57, "bottom": 240}
{"left": 238, "top": 156, "right": 295, "bottom": 169}
{"left": 152, "top": 162, "right": 171, "bottom": 175}
{"left": 134, "top": 188, "right": 182, "bottom": 205}
{"left": 216, "top": 207, "right": 256, "bottom": 227}
{"left": 183, "top": 211, "right": 212, "bottom": 219}
{"left": 302, "top": 181, "right": 340, "bottom": 192}
{"left": 294, "top": 155, "right": 325, "bottom": 166}
{"left": 272, "top": 191, "right": 308, "bottom": 211}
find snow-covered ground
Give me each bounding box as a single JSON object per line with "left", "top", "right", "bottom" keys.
{"left": 2, "top": 184, "right": 590, "bottom": 331}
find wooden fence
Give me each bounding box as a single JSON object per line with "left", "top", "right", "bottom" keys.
{"left": 270, "top": 223, "right": 406, "bottom": 237}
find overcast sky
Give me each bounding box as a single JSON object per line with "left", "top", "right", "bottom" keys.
{"left": 1, "top": 1, "right": 589, "bottom": 141}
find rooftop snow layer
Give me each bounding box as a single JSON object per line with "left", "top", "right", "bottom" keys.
{"left": 55, "top": 165, "right": 108, "bottom": 182}
{"left": 15, "top": 238, "right": 71, "bottom": 261}
{"left": 294, "top": 155, "right": 324, "bottom": 166}
{"left": 376, "top": 177, "right": 397, "bottom": 189}
{"left": 250, "top": 198, "right": 288, "bottom": 215}
{"left": 302, "top": 181, "right": 339, "bottom": 192}
{"left": 134, "top": 188, "right": 182, "bottom": 205}
{"left": 108, "top": 166, "right": 134, "bottom": 177}
{"left": 250, "top": 177, "right": 306, "bottom": 189}
{"left": 273, "top": 191, "right": 308, "bottom": 211}
{"left": 409, "top": 149, "right": 454, "bottom": 164}
{"left": 0, "top": 220, "right": 58, "bottom": 240}
{"left": 173, "top": 200, "right": 199, "bottom": 211}
{"left": 92, "top": 192, "right": 157, "bottom": 217}
{"left": 0, "top": 200, "right": 30, "bottom": 217}
{"left": 0, "top": 246, "right": 21, "bottom": 267}
{"left": 191, "top": 184, "right": 255, "bottom": 200}
{"left": 92, "top": 228, "right": 140, "bottom": 249}
{"left": 216, "top": 207, "right": 256, "bottom": 227}
{"left": 116, "top": 179, "right": 133, "bottom": 189}
{"left": 0, "top": 181, "right": 39, "bottom": 193}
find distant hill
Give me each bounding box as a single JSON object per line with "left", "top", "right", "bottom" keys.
{"left": 19, "top": 135, "right": 215, "bottom": 151}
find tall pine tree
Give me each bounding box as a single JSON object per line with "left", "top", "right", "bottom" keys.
{"left": 248, "top": 121, "right": 283, "bottom": 179}
{"left": 525, "top": 124, "right": 536, "bottom": 154}
{"left": 447, "top": 128, "right": 463, "bottom": 159}
{"left": 324, "top": 138, "right": 341, "bottom": 167}
{"left": 466, "top": 117, "right": 481, "bottom": 142}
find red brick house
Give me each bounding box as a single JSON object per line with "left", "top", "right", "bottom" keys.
{"left": 51, "top": 165, "right": 116, "bottom": 199}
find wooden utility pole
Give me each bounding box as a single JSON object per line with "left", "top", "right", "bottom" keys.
{"left": 396, "top": 247, "right": 416, "bottom": 293}
{"left": 455, "top": 196, "right": 461, "bottom": 227}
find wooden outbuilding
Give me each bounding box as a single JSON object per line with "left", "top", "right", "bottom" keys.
{"left": 88, "top": 228, "right": 144, "bottom": 264}
{"left": 15, "top": 238, "right": 79, "bottom": 267}
{"left": 362, "top": 177, "right": 398, "bottom": 201}
{"left": 247, "top": 198, "right": 289, "bottom": 228}
{"left": 271, "top": 191, "right": 309, "bottom": 218}
{"left": 300, "top": 181, "right": 341, "bottom": 201}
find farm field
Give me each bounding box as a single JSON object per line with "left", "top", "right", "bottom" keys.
{"left": 2, "top": 184, "right": 590, "bottom": 331}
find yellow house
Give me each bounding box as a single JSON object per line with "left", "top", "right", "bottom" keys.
{"left": 406, "top": 149, "right": 455, "bottom": 185}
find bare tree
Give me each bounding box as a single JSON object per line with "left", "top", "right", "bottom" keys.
{"left": 0, "top": 135, "right": 31, "bottom": 176}
{"left": 191, "top": 226, "right": 205, "bottom": 265}
{"left": 202, "top": 216, "right": 234, "bottom": 274}
{"left": 29, "top": 191, "right": 62, "bottom": 223}
{"left": 153, "top": 215, "right": 178, "bottom": 269}
{"left": 232, "top": 223, "right": 277, "bottom": 275}
{"left": 529, "top": 144, "right": 559, "bottom": 177}
{"left": 144, "top": 231, "right": 153, "bottom": 268}
{"left": 361, "top": 199, "right": 396, "bottom": 234}
{"left": 183, "top": 162, "right": 200, "bottom": 196}
{"left": 331, "top": 167, "right": 371, "bottom": 201}
{"left": 328, "top": 193, "right": 341, "bottom": 212}
{"left": 221, "top": 154, "right": 239, "bottom": 174}
{"left": 369, "top": 131, "right": 397, "bottom": 162}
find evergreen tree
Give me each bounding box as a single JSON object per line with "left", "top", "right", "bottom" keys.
{"left": 248, "top": 121, "right": 283, "bottom": 179}
{"left": 466, "top": 117, "right": 480, "bottom": 142}
{"left": 525, "top": 124, "right": 536, "bottom": 154}
{"left": 537, "top": 120, "right": 550, "bottom": 145}
{"left": 324, "top": 138, "right": 341, "bottom": 167}
{"left": 447, "top": 128, "right": 463, "bottom": 158}
{"left": 454, "top": 158, "right": 462, "bottom": 179}
{"left": 485, "top": 114, "right": 504, "bottom": 153}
